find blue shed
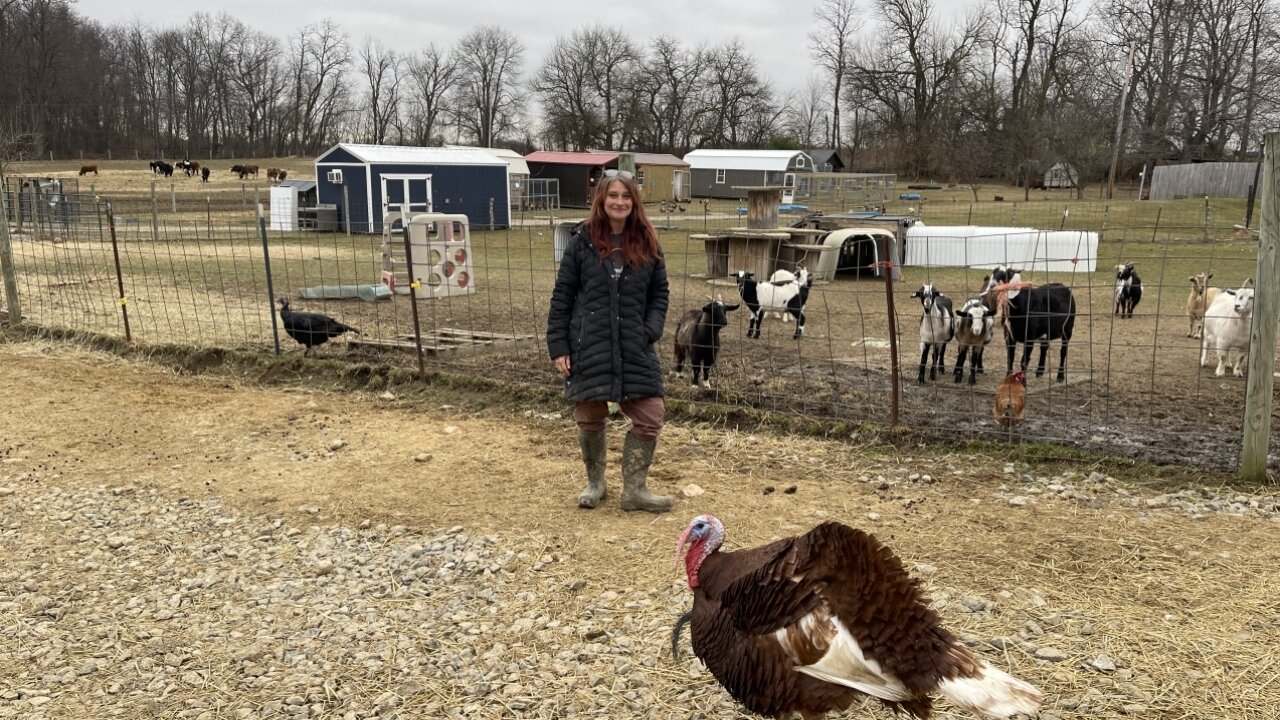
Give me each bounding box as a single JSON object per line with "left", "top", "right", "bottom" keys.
{"left": 313, "top": 143, "right": 511, "bottom": 233}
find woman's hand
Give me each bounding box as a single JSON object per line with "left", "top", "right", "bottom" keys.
{"left": 553, "top": 355, "right": 571, "bottom": 377}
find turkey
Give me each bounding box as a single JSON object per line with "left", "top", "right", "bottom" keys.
{"left": 277, "top": 297, "right": 360, "bottom": 356}
{"left": 673, "top": 515, "right": 1042, "bottom": 720}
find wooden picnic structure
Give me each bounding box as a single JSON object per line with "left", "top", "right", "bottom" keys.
{"left": 691, "top": 186, "right": 837, "bottom": 279}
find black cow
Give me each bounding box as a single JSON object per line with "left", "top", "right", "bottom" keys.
{"left": 150, "top": 160, "right": 165, "bottom": 175}
{"left": 982, "top": 265, "right": 1076, "bottom": 382}
{"left": 200, "top": 166, "right": 210, "bottom": 183}
{"left": 156, "top": 161, "right": 174, "bottom": 178}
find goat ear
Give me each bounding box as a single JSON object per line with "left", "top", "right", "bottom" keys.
{"left": 1244, "top": 278, "right": 1254, "bottom": 287}
{"left": 1207, "top": 273, "right": 1213, "bottom": 280}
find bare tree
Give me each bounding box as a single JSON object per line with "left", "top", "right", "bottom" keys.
{"left": 359, "top": 37, "right": 401, "bottom": 144}
{"left": 809, "top": 0, "right": 861, "bottom": 149}
{"left": 534, "top": 30, "right": 601, "bottom": 150}
{"left": 699, "top": 39, "right": 773, "bottom": 147}
{"left": 401, "top": 44, "right": 458, "bottom": 146}
{"left": 783, "top": 75, "right": 831, "bottom": 148}
{"left": 847, "top": 0, "right": 983, "bottom": 177}
{"left": 633, "top": 36, "right": 707, "bottom": 154}
{"left": 285, "top": 19, "right": 352, "bottom": 155}
{"left": 454, "top": 25, "right": 525, "bottom": 147}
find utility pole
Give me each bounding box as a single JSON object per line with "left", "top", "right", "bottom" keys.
{"left": 1106, "top": 44, "right": 1135, "bottom": 200}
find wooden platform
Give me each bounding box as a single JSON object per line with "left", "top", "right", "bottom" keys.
{"left": 347, "top": 327, "right": 535, "bottom": 357}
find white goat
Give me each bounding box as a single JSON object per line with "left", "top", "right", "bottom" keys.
{"left": 738, "top": 266, "right": 812, "bottom": 339}
{"left": 952, "top": 297, "right": 994, "bottom": 385}
{"left": 1200, "top": 284, "right": 1254, "bottom": 377}
{"left": 1186, "top": 273, "right": 1222, "bottom": 339}
{"left": 911, "top": 283, "right": 954, "bottom": 383}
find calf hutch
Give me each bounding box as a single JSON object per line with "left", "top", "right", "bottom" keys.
{"left": 314, "top": 144, "right": 510, "bottom": 233}
{"left": 684, "top": 149, "right": 815, "bottom": 201}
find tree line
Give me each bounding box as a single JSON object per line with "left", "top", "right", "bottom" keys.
{"left": 1, "top": 0, "right": 1277, "bottom": 190}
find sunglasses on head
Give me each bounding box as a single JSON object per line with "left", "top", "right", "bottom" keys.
{"left": 601, "top": 169, "right": 634, "bottom": 181}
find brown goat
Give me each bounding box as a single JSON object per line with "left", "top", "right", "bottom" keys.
{"left": 1186, "top": 273, "right": 1222, "bottom": 339}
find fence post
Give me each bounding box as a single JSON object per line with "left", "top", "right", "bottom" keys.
{"left": 257, "top": 203, "right": 282, "bottom": 356}
{"left": 0, "top": 187, "right": 22, "bottom": 325}
{"left": 150, "top": 180, "right": 159, "bottom": 242}
{"left": 401, "top": 223, "right": 427, "bottom": 378}
{"left": 104, "top": 201, "right": 132, "bottom": 342}
{"left": 1241, "top": 132, "right": 1279, "bottom": 483}
{"left": 171, "top": 182, "right": 177, "bottom": 214}
{"left": 883, "top": 263, "right": 900, "bottom": 426}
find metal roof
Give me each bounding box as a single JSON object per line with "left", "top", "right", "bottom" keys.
{"left": 446, "top": 145, "right": 530, "bottom": 175}
{"left": 683, "top": 149, "right": 815, "bottom": 172}
{"left": 320, "top": 143, "right": 507, "bottom": 166}
{"left": 277, "top": 179, "right": 317, "bottom": 192}
{"left": 526, "top": 150, "right": 618, "bottom": 166}
{"left": 585, "top": 149, "right": 688, "bottom": 167}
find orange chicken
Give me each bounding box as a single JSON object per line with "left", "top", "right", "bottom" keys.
{"left": 993, "top": 370, "right": 1027, "bottom": 429}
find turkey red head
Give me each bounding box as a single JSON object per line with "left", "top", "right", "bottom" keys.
{"left": 675, "top": 514, "right": 725, "bottom": 588}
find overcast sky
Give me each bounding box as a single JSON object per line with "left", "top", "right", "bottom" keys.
{"left": 76, "top": 0, "right": 980, "bottom": 97}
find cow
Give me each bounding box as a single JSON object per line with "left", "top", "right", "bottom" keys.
{"left": 267, "top": 167, "right": 283, "bottom": 181}
{"left": 200, "top": 166, "right": 210, "bottom": 183}
{"left": 79, "top": 165, "right": 98, "bottom": 176}
{"left": 149, "top": 160, "right": 165, "bottom": 175}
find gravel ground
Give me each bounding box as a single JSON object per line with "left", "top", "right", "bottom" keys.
{"left": 3, "top": 470, "right": 1279, "bottom": 719}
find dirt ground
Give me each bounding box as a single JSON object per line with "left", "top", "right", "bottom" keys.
{"left": 2, "top": 339, "right": 1280, "bottom": 719}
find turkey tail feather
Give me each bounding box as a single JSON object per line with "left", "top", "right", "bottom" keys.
{"left": 671, "top": 611, "right": 693, "bottom": 661}
{"left": 937, "top": 663, "right": 1042, "bottom": 718}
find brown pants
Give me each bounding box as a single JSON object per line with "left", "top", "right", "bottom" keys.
{"left": 573, "top": 397, "right": 665, "bottom": 440}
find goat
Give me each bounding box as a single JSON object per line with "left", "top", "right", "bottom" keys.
{"left": 982, "top": 265, "right": 1076, "bottom": 382}
{"left": 78, "top": 165, "right": 98, "bottom": 176}
{"left": 1186, "top": 273, "right": 1221, "bottom": 338}
{"left": 1200, "top": 283, "right": 1255, "bottom": 377}
{"left": 1114, "top": 263, "right": 1142, "bottom": 318}
{"left": 910, "top": 284, "right": 954, "bottom": 383}
{"left": 673, "top": 295, "right": 740, "bottom": 388}
{"left": 735, "top": 266, "right": 812, "bottom": 339}
{"left": 952, "top": 297, "right": 994, "bottom": 385}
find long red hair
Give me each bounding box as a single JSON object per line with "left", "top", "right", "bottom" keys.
{"left": 585, "top": 175, "right": 662, "bottom": 267}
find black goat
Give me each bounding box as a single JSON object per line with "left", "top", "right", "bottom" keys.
{"left": 983, "top": 266, "right": 1076, "bottom": 382}
{"left": 277, "top": 297, "right": 360, "bottom": 356}
{"left": 673, "top": 296, "right": 740, "bottom": 387}
{"left": 1114, "top": 262, "right": 1142, "bottom": 318}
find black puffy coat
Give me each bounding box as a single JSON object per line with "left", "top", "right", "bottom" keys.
{"left": 546, "top": 227, "right": 669, "bottom": 402}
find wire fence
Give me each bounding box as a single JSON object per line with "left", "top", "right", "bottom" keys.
{"left": 2, "top": 187, "right": 1275, "bottom": 476}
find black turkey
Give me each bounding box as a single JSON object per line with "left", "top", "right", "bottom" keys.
{"left": 673, "top": 515, "right": 1041, "bottom": 720}
{"left": 277, "top": 297, "right": 360, "bottom": 356}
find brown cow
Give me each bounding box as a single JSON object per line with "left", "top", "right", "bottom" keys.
{"left": 277, "top": 170, "right": 287, "bottom": 182}
{"left": 238, "top": 164, "right": 259, "bottom": 180}
{"left": 267, "top": 167, "right": 282, "bottom": 181}
{"left": 79, "top": 165, "right": 98, "bottom": 176}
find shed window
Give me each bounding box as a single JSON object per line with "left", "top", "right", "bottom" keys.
{"left": 637, "top": 170, "right": 645, "bottom": 186}
{"left": 796, "top": 155, "right": 807, "bottom": 168}
{"left": 715, "top": 169, "right": 726, "bottom": 184}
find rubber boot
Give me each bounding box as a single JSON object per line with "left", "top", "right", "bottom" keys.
{"left": 620, "top": 434, "right": 673, "bottom": 513}
{"left": 577, "top": 430, "right": 607, "bottom": 509}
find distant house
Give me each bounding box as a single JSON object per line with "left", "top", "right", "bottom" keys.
{"left": 587, "top": 150, "right": 691, "bottom": 202}
{"left": 683, "top": 149, "right": 815, "bottom": 200}
{"left": 314, "top": 143, "right": 510, "bottom": 233}
{"left": 1043, "top": 163, "right": 1078, "bottom": 189}
{"left": 525, "top": 151, "right": 617, "bottom": 208}
{"left": 807, "top": 149, "right": 846, "bottom": 173}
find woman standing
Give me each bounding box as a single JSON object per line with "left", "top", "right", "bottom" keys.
{"left": 546, "top": 170, "right": 672, "bottom": 513}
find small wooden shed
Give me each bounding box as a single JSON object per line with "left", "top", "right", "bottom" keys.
{"left": 684, "top": 149, "right": 815, "bottom": 200}
{"left": 588, "top": 150, "right": 690, "bottom": 203}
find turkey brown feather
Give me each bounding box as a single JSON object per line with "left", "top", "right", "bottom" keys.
{"left": 675, "top": 516, "right": 1041, "bottom": 719}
